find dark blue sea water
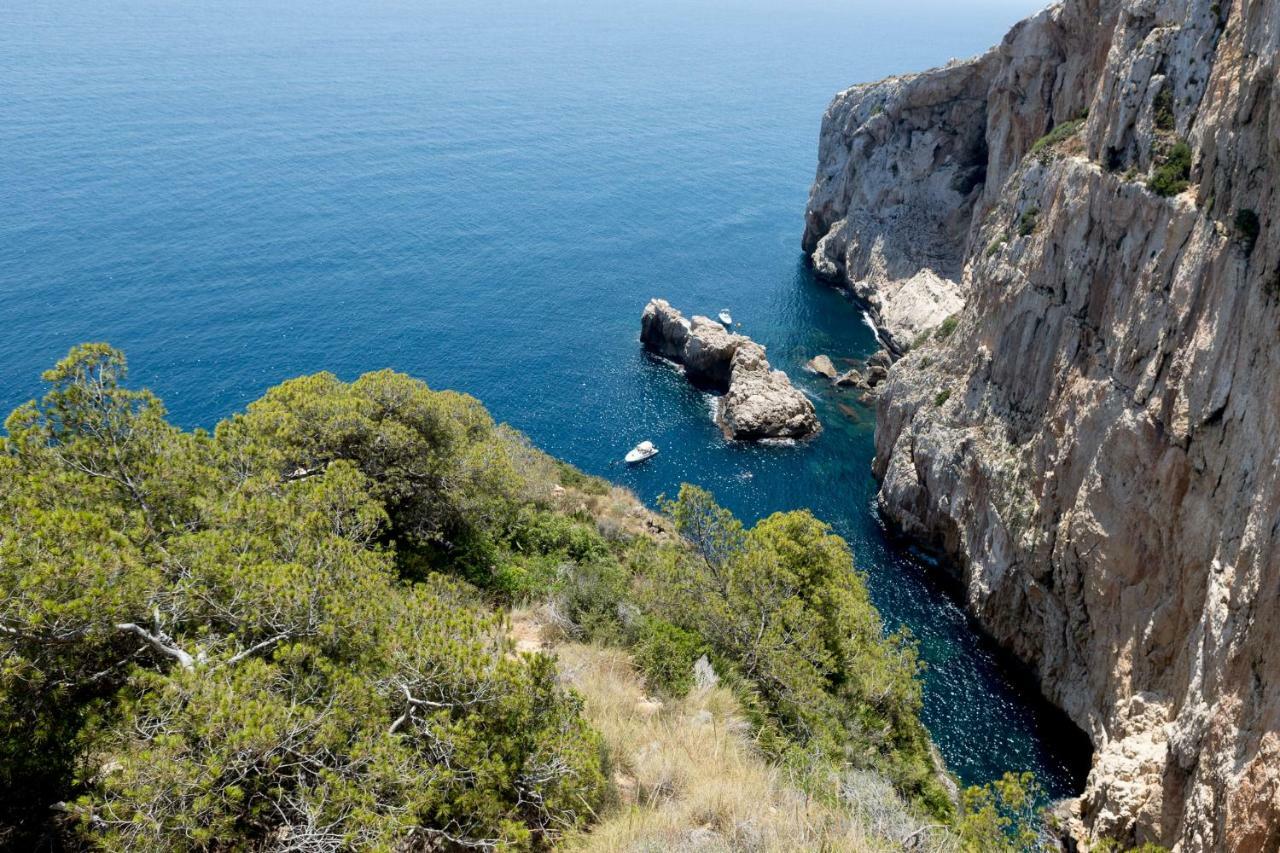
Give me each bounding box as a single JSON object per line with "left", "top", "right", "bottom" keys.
{"left": 1, "top": 0, "right": 1090, "bottom": 797}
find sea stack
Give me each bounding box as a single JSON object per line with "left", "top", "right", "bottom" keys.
{"left": 640, "top": 299, "right": 819, "bottom": 441}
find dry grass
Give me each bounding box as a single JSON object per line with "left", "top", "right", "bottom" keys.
{"left": 509, "top": 609, "right": 947, "bottom": 852}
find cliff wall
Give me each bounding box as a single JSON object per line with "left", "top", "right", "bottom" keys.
{"left": 808, "top": 1, "right": 1280, "bottom": 849}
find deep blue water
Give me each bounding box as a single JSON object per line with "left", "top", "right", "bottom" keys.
{"left": 1, "top": 0, "right": 1089, "bottom": 797}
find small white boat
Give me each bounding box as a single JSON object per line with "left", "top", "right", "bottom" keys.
{"left": 718, "top": 309, "right": 734, "bottom": 326}
{"left": 624, "top": 440, "right": 659, "bottom": 464}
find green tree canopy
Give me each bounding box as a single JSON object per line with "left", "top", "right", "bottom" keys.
{"left": 0, "top": 345, "right": 603, "bottom": 850}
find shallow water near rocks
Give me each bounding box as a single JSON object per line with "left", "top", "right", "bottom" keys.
{"left": 1, "top": 0, "right": 1089, "bottom": 797}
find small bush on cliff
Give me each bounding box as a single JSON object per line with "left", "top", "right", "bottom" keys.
{"left": 1017, "top": 207, "right": 1041, "bottom": 236}
{"left": 936, "top": 314, "right": 960, "bottom": 340}
{"left": 1148, "top": 140, "right": 1192, "bottom": 197}
{"left": 1235, "top": 208, "right": 1261, "bottom": 255}
{"left": 1030, "top": 116, "right": 1086, "bottom": 154}
{"left": 1153, "top": 86, "right": 1176, "bottom": 132}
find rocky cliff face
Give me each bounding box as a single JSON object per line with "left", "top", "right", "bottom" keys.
{"left": 810, "top": 1, "right": 1280, "bottom": 850}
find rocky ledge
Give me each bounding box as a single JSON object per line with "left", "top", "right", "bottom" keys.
{"left": 640, "top": 299, "right": 819, "bottom": 441}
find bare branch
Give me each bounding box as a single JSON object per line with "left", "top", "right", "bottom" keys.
{"left": 221, "top": 632, "right": 291, "bottom": 668}
{"left": 114, "top": 623, "right": 195, "bottom": 670}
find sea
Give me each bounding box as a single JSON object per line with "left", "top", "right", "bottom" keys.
{"left": 0, "top": 0, "right": 1090, "bottom": 796}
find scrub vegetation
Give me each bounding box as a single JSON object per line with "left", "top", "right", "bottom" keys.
{"left": 0, "top": 344, "right": 1051, "bottom": 850}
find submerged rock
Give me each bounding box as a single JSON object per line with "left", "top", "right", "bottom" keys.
{"left": 640, "top": 299, "right": 819, "bottom": 441}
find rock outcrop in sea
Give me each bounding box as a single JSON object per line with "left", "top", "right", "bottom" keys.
{"left": 640, "top": 299, "right": 820, "bottom": 441}
{"left": 808, "top": 1, "right": 1280, "bottom": 850}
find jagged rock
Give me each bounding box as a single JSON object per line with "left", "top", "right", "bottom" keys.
{"left": 812, "top": 0, "right": 1280, "bottom": 849}
{"left": 718, "top": 341, "right": 820, "bottom": 441}
{"left": 865, "top": 365, "right": 889, "bottom": 387}
{"left": 682, "top": 315, "right": 741, "bottom": 388}
{"left": 834, "top": 369, "right": 865, "bottom": 388}
{"left": 867, "top": 349, "right": 892, "bottom": 370}
{"left": 641, "top": 300, "right": 819, "bottom": 441}
{"left": 804, "top": 354, "right": 838, "bottom": 379}
{"left": 639, "top": 297, "right": 691, "bottom": 363}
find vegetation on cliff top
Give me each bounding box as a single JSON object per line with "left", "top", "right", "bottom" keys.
{"left": 1, "top": 345, "right": 1053, "bottom": 849}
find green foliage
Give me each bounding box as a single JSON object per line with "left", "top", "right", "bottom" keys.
{"left": 1, "top": 345, "right": 958, "bottom": 845}
{"left": 1148, "top": 140, "right": 1192, "bottom": 197}
{"left": 554, "top": 459, "right": 610, "bottom": 496}
{"left": 1153, "top": 86, "right": 1176, "bottom": 132}
{"left": 935, "top": 389, "right": 952, "bottom": 407}
{"left": 986, "top": 237, "right": 1007, "bottom": 257}
{"left": 650, "top": 486, "right": 951, "bottom": 818}
{"left": 1017, "top": 207, "right": 1040, "bottom": 237}
{"left": 935, "top": 314, "right": 960, "bottom": 340}
{"left": 0, "top": 345, "right": 605, "bottom": 849}
{"left": 1030, "top": 117, "right": 1086, "bottom": 154}
{"left": 1235, "top": 208, "right": 1261, "bottom": 254}
{"left": 632, "top": 619, "right": 707, "bottom": 696}
{"left": 958, "top": 772, "right": 1049, "bottom": 852}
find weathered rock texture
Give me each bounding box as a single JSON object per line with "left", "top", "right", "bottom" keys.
{"left": 811, "top": 1, "right": 1280, "bottom": 850}
{"left": 640, "top": 299, "right": 820, "bottom": 440}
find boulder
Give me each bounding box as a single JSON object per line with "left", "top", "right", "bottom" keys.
{"left": 834, "top": 369, "right": 866, "bottom": 388}
{"left": 867, "top": 349, "right": 893, "bottom": 370}
{"left": 804, "top": 354, "right": 838, "bottom": 379}
{"left": 683, "top": 315, "right": 744, "bottom": 389}
{"left": 717, "top": 342, "right": 820, "bottom": 441}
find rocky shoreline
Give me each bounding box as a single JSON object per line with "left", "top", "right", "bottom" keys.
{"left": 640, "top": 299, "right": 820, "bottom": 441}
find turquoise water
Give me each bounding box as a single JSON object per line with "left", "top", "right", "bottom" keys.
{"left": 1, "top": 0, "right": 1089, "bottom": 795}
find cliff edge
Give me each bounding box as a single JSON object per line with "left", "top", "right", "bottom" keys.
{"left": 809, "top": 0, "right": 1280, "bottom": 850}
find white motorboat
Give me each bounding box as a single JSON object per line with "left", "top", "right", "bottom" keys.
{"left": 624, "top": 440, "right": 659, "bottom": 464}
{"left": 718, "top": 309, "right": 734, "bottom": 326}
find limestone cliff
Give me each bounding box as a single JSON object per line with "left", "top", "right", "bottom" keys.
{"left": 809, "top": 1, "right": 1280, "bottom": 850}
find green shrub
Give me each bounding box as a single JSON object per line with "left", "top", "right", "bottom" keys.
{"left": 986, "top": 237, "right": 1007, "bottom": 257}
{"left": 556, "top": 459, "right": 611, "bottom": 495}
{"left": 1235, "top": 208, "right": 1261, "bottom": 254}
{"left": 1017, "top": 207, "right": 1040, "bottom": 237}
{"left": 633, "top": 618, "right": 707, "bottom": 695}
{"left": 652, "top": 486, "right": 951, "bottom": 819}
{"left": 1030, "top": 117, "right": 1086, "bottom": 154}
{"left": 1153, "top": 86, "right": 1176, "bottom": 132}
{"left": 936, "top": 314, "right": 960, "bottom": 340}
{"left": 1148, "top": 141, "right": 1192, "bottom": 197}
{"left": 0, "top": 345, "right": 606, "bottom": 850}
{"left": 935, "top": 389, "right": 952, "bottom": 407}
{"left": 958, "top": 772, "right": 1049, "bottom": 852}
